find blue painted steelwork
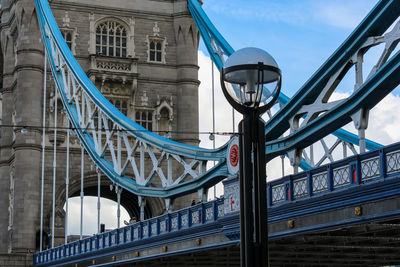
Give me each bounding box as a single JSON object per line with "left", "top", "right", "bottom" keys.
{"left": 264, "top": 0, "right": 400, "bottom": 141}
{"left": 269, "top": 141, "right": 400, "bottom": 208}
{"left": 187, "top": 0, "right": 287, "bottom": 104}
{"left": 34, "top": 198, "right": 225, "bottom": 266}
{"left": 34, "top": 141, "right": 400, "bottom": 266}
{"left": 188, "top": 0, "right": 385, "bottom": 160}
{"left": 266, "top": 49, "right": 400, "bottom": 160}
{"left": 36, "top": 0, "right": 398, "bottom": 200}
{"left": 35, "top": 0, "right": 230, "bottom": 198}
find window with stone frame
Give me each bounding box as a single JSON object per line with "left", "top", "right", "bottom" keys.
{"left": 135, "top": 110, "right": 153, "bottom": 131}
{"left": 96, "top": 21, "right": 127, "bottom": 57}
{"left": 158, "top": 107, "right": 169, "bottom": 133}
{"left": 146, "top": 34, "right": 167, "bottom": 64}
{"left": 60, "top": 28, "right": 76, "bottom": 54}
{"left": 149, "top": 40, "right": 163, "bottom": 62}
{"left": 109, "top": 98, "right": 129, "bottom": 116}
{"left": 62, "top": 30, "right": 73, "bottom": 49}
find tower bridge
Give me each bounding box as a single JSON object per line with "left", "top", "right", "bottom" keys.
{"left": 0, "top": 0, "right": 399, "bottom": 266}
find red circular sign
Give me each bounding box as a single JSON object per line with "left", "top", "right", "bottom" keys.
{"left": 230, "top": 144, "right": 239, "bottom": 167}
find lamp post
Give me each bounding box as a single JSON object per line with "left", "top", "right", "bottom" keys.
{"left": 220, "top": 47, "right": 281, "bottom": 267}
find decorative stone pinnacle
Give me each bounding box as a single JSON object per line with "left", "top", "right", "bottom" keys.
{"left": 153, "top": 22, "right": 160, "bottom": 36}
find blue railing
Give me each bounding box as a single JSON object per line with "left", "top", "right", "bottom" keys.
{"left": 34, "top": 198, "right": 225, "bottom": 265}
{"left": 34, "top": 142, "right": 400, "bottom": 265}
{"left": 269, "top": 142, "right": 400, "bottom": 207}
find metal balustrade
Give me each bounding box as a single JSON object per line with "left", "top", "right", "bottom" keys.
{"left": 32, "top": 0, "right": 400, "bottom": 265}
{"left": 35, "top": 142, "right": 400, "bottom": 265}
{"left": 269, "top": 142, "right": 400, "bottom": 206}
{"left": 34, "top": 199, "right": 224, "bottom": 265}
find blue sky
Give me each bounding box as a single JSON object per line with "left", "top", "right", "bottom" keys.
{"left": 198, "top": 0, "right": 385, "bottom": 152}
{"left": 197, "top": 0, "right": 400, "bottom": 183}
{"left": 198, "top": 0, "right": 379, "bottom": 97}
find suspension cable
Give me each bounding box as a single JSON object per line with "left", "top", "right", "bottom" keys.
{"left": 40, "top": 50, "right": 47, "bottom": 252}
{"left": 51, "top": 78, "right": 58, "bottom": 248}
{"left": 211, "top": 58, "right": 216, "bottom": 199}
{"left": 97, "top": 169, "right": 101, "bottom": 234}
{"left": 65, "top": 124, "right": 70, "bottom": 244}
{"left": 80, "top": 147, "right": 84, "bottom": 240}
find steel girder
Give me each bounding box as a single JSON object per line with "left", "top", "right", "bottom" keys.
{"left": 35, "top": 0, "right": 231, "bottom": 199}
{"left": 35, "top": 0, "right": 400, "bottom": 199}
{"left": 188, "top": 0, "right": 399, "bottom": 170}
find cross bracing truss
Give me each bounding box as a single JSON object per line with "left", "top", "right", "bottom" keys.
{"left": 289, "top": 10, "right": 400, "bottom": 169}
{"left": 36, "top": 0, "right": 400, "bottom": 200}
{"left": 35, "top": 0, "right": 230, "bottom": 199}
{"left": 264, "top": 0, "right": 400, "bottom": 163}
{"left": 189, "top": 0, "right": 400, "bottom": 171}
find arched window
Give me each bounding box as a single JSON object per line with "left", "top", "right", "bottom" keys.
{"left": 159, "top": 107, "right": 169, "bottom": 133}
{"left": 96, "top": 21, "right": 127, "bottom": 57}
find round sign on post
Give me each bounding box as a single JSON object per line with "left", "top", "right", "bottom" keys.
{"left": 227, "top": 136, "right": 239, "bottom": 175}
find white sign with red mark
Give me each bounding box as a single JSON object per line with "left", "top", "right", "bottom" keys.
{"left": 224, "top": 181, "right": 240, "bottom": 214}
{"left": 227, "top": 136, "right": 239, "bottom": 175}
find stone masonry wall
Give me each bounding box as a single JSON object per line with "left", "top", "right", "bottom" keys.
{"left": 0, "top": 0, "right": 200, "bottom": 255}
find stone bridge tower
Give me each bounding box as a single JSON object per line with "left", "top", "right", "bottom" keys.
{"left": 0, "top": 0, "right": 200, "bottom": 260}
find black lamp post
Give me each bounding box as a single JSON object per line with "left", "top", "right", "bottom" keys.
{"left": 220, "top": 47, "right": 281, "bottom": 267}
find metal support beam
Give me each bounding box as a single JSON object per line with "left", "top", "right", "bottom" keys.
{"left": 239, "top": 115, "right": 268, "bottom": 267}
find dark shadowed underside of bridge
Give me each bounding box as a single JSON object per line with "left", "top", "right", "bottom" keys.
{"left": 103, "top": 219, "right": 400, "bottom": 267}
{"left": 269, "top": 219, "right": 400, "bottom": 266}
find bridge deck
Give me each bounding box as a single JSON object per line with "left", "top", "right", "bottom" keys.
{"left": 34, "top": 142, "right": 400, "bottom": 266}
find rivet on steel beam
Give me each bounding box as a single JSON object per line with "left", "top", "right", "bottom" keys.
{"left": 288, "top": 220, "right": 295, "bottom": 229}
{"left": 196, "top": 238, "right": 202, "bottom": 246}
{"left": 355, "top": 206, "right": 362, "bottom": 216}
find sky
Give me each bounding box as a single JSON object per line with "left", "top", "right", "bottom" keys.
{"left": 197, "top": 0, "right": 400, "bottom": 173}
{"left": 66, "top": 0, "right": 400, "bottom": 236}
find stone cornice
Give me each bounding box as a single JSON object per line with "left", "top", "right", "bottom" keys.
{"left": 176, "top": 64, "right": 200, "bottom": 70}
{"left": 13, "top": 143, "right": 42, "bottom": 152}
{"left": 16, "top": 48, "right": 44, "bottom": 56}
{"left": 50, "top": 1, "right": 180, "bottom": 20}
{"left": 0, "top": 80, "right": 17, "bottom": 93}
{"left": 137, "top": 76, "right": 200, "bottom": 86}
{"left": 15, "top": 64, "right": 44, "bottom": 73}
{"left": 176, "top": 78, "right": 201, "bottom": 85}
{"left": 0, "top": 154, "right": 14, "bottom": 167}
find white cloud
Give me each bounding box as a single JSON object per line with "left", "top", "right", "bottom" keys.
{"left": 330, "top": 91, "right": 400, "bottom": 146}
{"left": 312, "top": 0, "right": 378, "bottom": 29}
{"left": 66, "top": 197, "right": 130, "bottom": 235}
{"left": 366, "top": 92, "right": 400, "bottom": 145}
{"left": 198, "top": 50, "right": 240, "bottom": 150}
